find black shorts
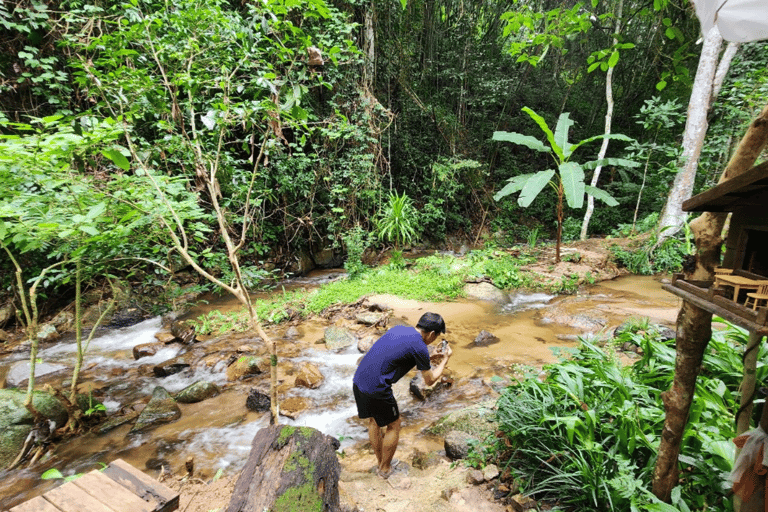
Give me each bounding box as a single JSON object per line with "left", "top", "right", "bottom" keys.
{"left": 353, "top": 383, "right": 399, "bottom": 427}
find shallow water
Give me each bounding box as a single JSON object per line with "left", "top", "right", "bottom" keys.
{"left": 0, "top": 273, "right": 680, "bottom": 509}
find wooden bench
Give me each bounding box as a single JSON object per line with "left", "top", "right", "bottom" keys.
{"left": 9, "top": 459, "right": 179, "bottom": 512}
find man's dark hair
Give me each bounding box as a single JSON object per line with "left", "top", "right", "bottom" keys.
{"left": 416, "top": 312, "right": 446, "bottom": 334}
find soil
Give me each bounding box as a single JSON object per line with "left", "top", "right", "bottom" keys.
{"left": 158, "top": 237, "right": 643, "bottom": 512}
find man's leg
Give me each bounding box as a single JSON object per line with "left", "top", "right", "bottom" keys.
{"left": 378, "top": 416, "right": 402, "bottom": 474}
{"left": 367, "top": 417, "right": 383, "bottom": 465}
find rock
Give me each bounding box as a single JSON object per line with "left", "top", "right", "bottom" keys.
{"left": 0, "top": 302, "right": 15, "bottom": 327}
{"left": 463, "top": 282, "right": 509, "bottom": 303}
{"left": 324, "top": 326, "right": 357, "bottom": 351}
{"left": 0, "top": 389, "right": 68, "bottom": 468}
{"left": 278, "top": 396, "right": 311, "bottom": 420}
{"left": 50, "top": 311, "right": 74, "bottom": 330}
{"left": 153, "top": 349, "right": 203, "bottom": 377}
{"left": 355, "top": 312, "right": 383, "bottom": 326}
{"left": 444, "top": 430, "right": 478, "bottom": 460}
{"left": 154, "top": 332, "right": 177, "bottom": 344}
{"left": 286, "top": 247, "right": 315, "bottom": 276}
{"left": 36, "top": 323, "right": 59, "bottom": 342}
{"left": 313, "top": 247, "right": 337, "bottom": 268}
{"left": 133, "top": 342, "right": 166, "bottom": 360}
{"left": 295, "top": 362, "right": 324, "bottom": 389}
{"left": 171, "top": 320, "right": 196, "bottom": 344}
{"left": 246, "top": 389, "right": 271, "bottom": 412}
{"left": 74, "top": 393, "right": 106, "bottom": 418}
{"left": 95, "top": 410, "right": 140, "bottom": 435}
{"left": 357, "top": 335, "right": 376, "bottom": 353}
{"left": 466, "top": 469, "right": 485, "bottom": 484}
{"left": 175, "top": 381, "right": 220, "bottom": 403}
{"left": 284, "top": 326, "right": 300, "bottom": 339}
{"left": 225, "top": 425, "right": 341, "bottom": 512}
{"left": 411, "top": 449, "right": 442, "bottom": 470}
{"left": 483, "top": 463, "right": 500, "bottom": 481}
{"left": 129, "top": 386, "right": 181, "bottom": 434}
{"left": 4, "top": 360, "right": 67, "bottom": 388}
{"left": 509, "top": 493, "right": 537, "bottom": 511}
{"left": 226, "top": 355, "right": 266, "bottom": 381}
{"left": 473, "top": 330, "right": 500, "bottom": 347}
{"left": 409, "top": 372, "right": 452, "bottom": 401}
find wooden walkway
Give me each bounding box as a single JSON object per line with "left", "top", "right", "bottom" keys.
{"left": 9, "top": 459, "right": 179, "bottom": 512}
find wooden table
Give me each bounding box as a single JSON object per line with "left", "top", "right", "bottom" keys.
{"left": 714, "top": 274, "right": 765, "bottom": 302}
{"left": 9, "top": 459, "right": 179, "bottom": 512}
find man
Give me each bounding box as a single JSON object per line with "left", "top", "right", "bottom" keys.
{"left": 352, "top": 312, "right": 452, "bottom": 478}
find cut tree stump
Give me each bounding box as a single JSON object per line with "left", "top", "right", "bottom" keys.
{"left": 225, "top": 425, "right": 341, "bottom": 512}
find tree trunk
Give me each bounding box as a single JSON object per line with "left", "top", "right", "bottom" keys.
{"left": 736, "top": 332, "right": 763, "bottom": 436}
{"left": 652, "top": 102, "right": 768, "bottom": 501}
{"left": 656, "top": 26, "right": 723, "bottom": 243}
{"left": 580, "top": 0, "right": 621, "bottom": 241}
{"left": 225, "top": 425, "right": 341, "bottom": 512}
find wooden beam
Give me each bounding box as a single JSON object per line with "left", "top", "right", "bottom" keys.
{"left": 683, "top": 161, "right": 768, "bottom": 212}
{"left": 71, "top": 470, "right": 154, "bottom": 512}
{"left": 102, "top": 459, "right": 178, "bottom": 512}
{"left": 9, "top": 496, "right": 62, "bottom": 512}
{"left": 662, "top": 283, "right": 768, "bottom": 334}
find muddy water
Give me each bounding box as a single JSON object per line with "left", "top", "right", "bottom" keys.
{"left": 0, "top": 274, "right": 680, "bottom": 509}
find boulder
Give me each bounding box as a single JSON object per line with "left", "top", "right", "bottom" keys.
{"left": 36, "top": 323, "right": 59, "bottom": 343}
{"left": 429, "top": 401, "right": 498, "bottom": 438}
{"left": 246, "top": 389, "right": 271, "bottom": 412}
{"left": 225, "top": 425, "right": 341, "bottom": 512}
{"left": 175, "top": 381, "right": 220, "bottom": 403}
{"left": 50, "top": 311, "right": 74, "bottom": 330}
{"left": 129, "top": 386, "right": 181, "bottom": 434}
{"left": 463, "top": 282, "right": 509, "bottom": 303}
{"left": 154, "top": 332, "right": 177, "bottom": 344}
{"left": 279, "top": 397, "right": 311, "bottom": 420}
{"left": 95, "top": 409, "right": 140, "bottom": 435}
{"left": 4, "top": 360, "right": 67, "bottom": 389}
{"left": 473, "top": 330, "right": 500, "bottom": 347}
{"left": 411, "top": 448, "right": 442, "bottom": 470}
{"left": 133, "top": 342, "right": 166, "bottom": 360}
{"left": 355, "top": 312, "right": 384, "bottom": 326}
{"left": 0, "top": 389, "right": 68, "bottom": 468}
{"left": 153, "top": 349, "right": 204, "bottom": 377}
{"left": 324, "top": 326, "right": 357, "bottom": 351}
{"left": 0, "top": 302, "right": 15, "bottom": 327}
{"left": 409, "top": 372, "right": 453, "bottom": 401}
{"left": 171, "top": 320, "right": 196, "bottom": 344}
{"left": 284, "top": 326, "right": 300, "bottom": 340}
{"left": 294, "top": 362, "right": 324, "bottom": 389}
{"left": 226, "top": 356, "right": 266, "bottom": 381}
{"left": 357, "top": 335, "right": 377, "bottom": 354}
{"left": 444, "top": 430, "right": 478, "bottom": 460}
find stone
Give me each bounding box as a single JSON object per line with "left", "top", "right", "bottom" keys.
{"left": 355, "top": 312, "right": 383, "bottom": 326}
{"left": 509, "top": 493, "right": 537, "bottom": 511}
{"left": 483, "top": 463, "right": 500, "bottom": 481}
{"left": 36, "top": 323, "right": 59, "bottom": 342}
{"left": 50, "top": 311, "right": 74, "bottom": 330}
{"left": 410, "top": 449, "right": 442, "bottom": 470}
{"left": 246, "top": 389, "right": 271, "bottom": 412}
{"left": 0, "top": 302, "right": 15, "bottom": 327}
{"left": 226, "top": 355, "right": 266, "bottom": 381}
{"left": 175, "top": 381, "right": 220, "bottom": 403}
{"left": 444, "top": 430, "right": 478, "bottom": 460}
{"left": 466, "top": 469, "right": 485, "bottom": 484}
{"left": 133, "top": 342, "right": 165, "bottom": 360}
{"left": 153, "top": 349, "right": 203, "bottom": 377}
{"left": 324, "top": 326, "right": 357, "bottom": 351}
{"left": 171, "top": 320, "right": 196, "bottom": 344}
{"left": 4, "top": 360, "right": 67, "bottom": 388}
{"left": 279, "top": 396, "right": 310, "bottom": 419}
{"left": 463, "top": 282, "right": 509, "bottom": 303}
{"left": 284, "top": 326, "right": 300, "bottom": 339}
{"left": 95, "top": 410, "right": 140, "bottom": 435}
{"left": 129, "top": 386, "right": 181, "bottom": 434}
{"left": 295, "top": 362, "right": 324, "bottom": 389}
{"left": 154, "top": 332, "right": 177, "bottom": 344}
{"left": 0, "top": 389, "right": 69, "bottom": 468}
{"left": 409, "top": 372, "right": 452, "bottom": 401}
{"left": 473, "top": 330, "right": 500, "bottom": 347}
{"left": 357, "top": 335, "right": 377, "bottom": 353}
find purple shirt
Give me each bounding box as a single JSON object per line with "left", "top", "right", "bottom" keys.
{"left": 353, "top": 325, "right": 431, "bottom": 398}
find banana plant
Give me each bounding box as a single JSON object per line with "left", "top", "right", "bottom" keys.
{"left": 493, "top": 107, "right": 639, "bottom": 262}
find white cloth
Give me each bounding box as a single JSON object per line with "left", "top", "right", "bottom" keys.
{"left": 691, "top": 0, "right": 768, "bottom": 42}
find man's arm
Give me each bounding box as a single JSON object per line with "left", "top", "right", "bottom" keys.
{"left": 421, "top": 346, "right": 452, "bottom": 386}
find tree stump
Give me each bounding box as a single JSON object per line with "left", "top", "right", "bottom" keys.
{"left": 225, "top": 425, "right": 341, "bottom": 512}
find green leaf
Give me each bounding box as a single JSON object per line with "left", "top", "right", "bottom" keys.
{"left": 494, "top": 173, "right": 536, "bottom": 201}
{"left": 492, "top": 131, "right": 549, "bottom": 153}
{"left": 554, "top": 113, "right": 574, "bottom": 158}
{"left": 585, "top": 185, "right": 618, "bottom": 206}
{"left": 656, "top": 80, "right": 667, "bottom": 91}
{"left": 79, "top": 225, "right": 99, "bottom": 236}
{"left": 665, "top": 27, "right": 675, "bottom": 39}
{"left": 560, "top": 162, "right": 585, "bottom": 209}
{"left": 607, "top": 50, "right": 619, "bottom": 68}
{"left": 582, "top": 157, "right": 640, "bottom": 170}
{"left": 522, "top": 107, "right": 562, "bottom": 161}
{"left": 102, "top": 149, "right": 130, "bottom": 171}
{"left": 518, "top": 169, "right": 555, "bottom": 207}
{"left": 569, "top": 133, "right": 634, "bottom": 156}
{"left": 41, "top": 468, "right": 64, "bottom": 480}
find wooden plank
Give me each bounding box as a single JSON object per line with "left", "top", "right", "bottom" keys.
{"left": 42, "top": 484, "right": 114, "bottom": 512}
{"left": 9, "top": 496, "right": 63, "bottom": 512}
{"left": 71, "top": 470, "right": 154, "bottom": 512}
{"left": 683, "top": 161, "right": 768, "bottom": 212}
{"left": 102, "top": 459, "right": 178, "bottom": 512}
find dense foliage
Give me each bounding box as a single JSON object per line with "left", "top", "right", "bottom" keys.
{"left": 484, "top": 320, "right": 762, "bottom": 511}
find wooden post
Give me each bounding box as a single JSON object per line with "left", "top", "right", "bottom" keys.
{"left": 736, "top": 331, "right": 764, "bottom": 436}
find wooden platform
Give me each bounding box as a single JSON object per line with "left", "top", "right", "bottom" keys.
{"left": 9, "top": 459, "right": 179, "bottom": 512}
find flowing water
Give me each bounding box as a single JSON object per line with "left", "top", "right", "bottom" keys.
{"left": 0, "top": 273, "right": 680, "bottom": 509}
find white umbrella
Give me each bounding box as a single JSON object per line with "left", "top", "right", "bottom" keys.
{"left": 692, "top": 0, "right": 768, "bottom": 42}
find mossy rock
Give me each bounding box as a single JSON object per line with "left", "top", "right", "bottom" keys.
{"left": 427, "top": 400, "right": 497, "bottom": 438}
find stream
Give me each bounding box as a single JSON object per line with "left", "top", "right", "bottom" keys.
{"left": 0, "top": 273, "right": 680, "bottom": 509}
